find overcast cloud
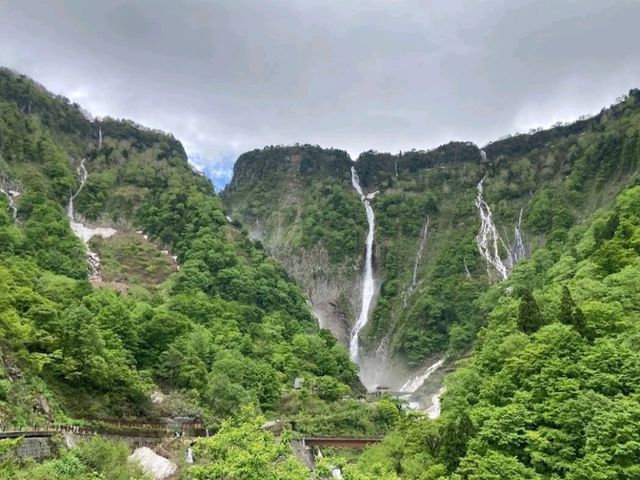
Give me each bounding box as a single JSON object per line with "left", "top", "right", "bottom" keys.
{"left": 1, "top": 0, "right": 640, "bottom": 189}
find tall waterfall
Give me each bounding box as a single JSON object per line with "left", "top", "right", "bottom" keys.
{"left": 475, "top": 176, "right": 509, "bottom": 281}
{"left": 350, "top": 167, "right": 377, "bottom": 362}
{"left": 97, "top": 124, "right": 102, "bottom": 150}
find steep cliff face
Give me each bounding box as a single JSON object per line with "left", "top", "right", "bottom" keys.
{"left": 223, "top": 91, "right": 640, "bottom": 387}
{"left": 222, "top": 145, "right": 367, "bottom": 344}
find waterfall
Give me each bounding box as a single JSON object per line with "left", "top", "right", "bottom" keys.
{"left": 480, "top": 149, "right": 487, "bottom": 162}
{"left": 68, "top": 158, "right": 88, "bottom": 221}
{"left": 67, "top": 158, "right": 116, "bottom": 280}
{"left": 349, "top": 167, "right": 377, "bottom": 363}
{"left": 97, "top": 125, "right": 102, "bottom": 150}
{"left": 475, "top": 177, "right": 529, "bottom": 282}
{"left": 474, "top": 176, "right": 509, "bottom": 281}
{"left": 0, "top": 188, "right": 18, "bottom": 220}
{"left": 463, "top": 258, "right": 472, "bottom": 280}
{"left": 403, "top": 217, "right": 429, "bottom": 307}
{"left": 399, "top": 357, "right": 445, "bottom": 393}
{"left": 186, "top": 447, "right": 194, "bottom": 464}
{"left": 426, "top": 386, "right": 446, "bottom": 419}
{"left": 513, "top": 207, "right": 526, "bottom": 262}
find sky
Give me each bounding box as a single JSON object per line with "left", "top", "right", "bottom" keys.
{"left": 1, "top": 1, "right": 640, "bottom": 190}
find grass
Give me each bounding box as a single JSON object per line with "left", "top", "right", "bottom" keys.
{"left": 89, "top": 232, "right": 177, "bottom": 290}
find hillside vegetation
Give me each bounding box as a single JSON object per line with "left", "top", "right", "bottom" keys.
{"left": 224, "top": 91, "right": 640, "bottom": 375}
{"left": 0, "top": 69, "right": 393, "bottom": 453}
{"left": 3, "top": 67, "right": 640, "bottom": 479}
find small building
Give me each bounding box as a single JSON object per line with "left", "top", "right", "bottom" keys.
{"left": 375, "top": 386, "right": 390, "bottom": 398}
{"left": 293, "top": 377, "right": 305, "bottom": 389}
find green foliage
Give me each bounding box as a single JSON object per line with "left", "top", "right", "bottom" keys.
{"left": 437, "top": 185, "right": 640, "bottom": 477}
{"left": 517, "top": 290, "right": 545, "bottom": 334}
{"left": 89, "top": 233, "right": 176, "bottom": 289}
{"left": 0, "top": 68, "right": 361, "bottom": 429}
{"left": 186, "top": 406, "right": 308, "bottom": 480}
{"left": 0, "top": 436, "right": 148, "bottom": 480}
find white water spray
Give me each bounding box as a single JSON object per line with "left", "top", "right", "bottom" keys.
{"left": 399, "top": 357, "right": 445, "bottom": 393}
{"left": 403, "top": 217, "right": 429, "bottom": 308}
{"left": 426, "top": 386, "right": 446, "bottom": 419}
{"left": 350, "top": 167, "right": 377, "bottom": 363}
{"left": 474, "top": 176, "right": 509, "bottom": 281}
{"left": 97, "top": 125, "right": 102, "bottom": 150}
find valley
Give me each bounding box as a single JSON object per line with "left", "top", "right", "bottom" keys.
{"left": 2, "top": 68, "right": 640, "bottom": 479}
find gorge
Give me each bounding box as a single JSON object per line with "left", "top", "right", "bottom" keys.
{"left": 3, "top": 67, "right": 640, "bottom": 479}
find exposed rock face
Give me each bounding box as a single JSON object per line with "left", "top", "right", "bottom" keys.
{"left": 223, "top": 145, "right": 364, "bottom": 346}
{"left": 129, "top": 447, "right": 177, "bottom": 480}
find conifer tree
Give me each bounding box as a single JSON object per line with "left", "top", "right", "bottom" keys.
{"left": 517, "top": 289, "right": 544, "bottom": 334}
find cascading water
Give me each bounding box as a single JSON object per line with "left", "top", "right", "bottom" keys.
{"left": 475, "top": 176, "right": 509, "bottom": 281}
{"left": 513, "top": 207, "right": 526, "bottom": 262}
{"left": 425, "top": 386, "right": 446, "bottom": 419}
{"left": 396, "top": 357, "right": 446, "bottom": 416}
{"left": 463, "top": 258, "right": 472, "bottom": 280}
{"left": 349, "top": 167, "right": 377, "bottom": 363}
{"left": 97, "top": 124, "right": 102, "bottom": 150}
{"left": 399, "top": 357, "right": 445, "bottom": 393}
{"left": 403, "top": 217, "right": 429, "bottom": 308}
{"left": 475, "top": 175, "right": 529, "bottom": 282}
{"left": 0, "top": 187, "right": 18, "bottom": 220}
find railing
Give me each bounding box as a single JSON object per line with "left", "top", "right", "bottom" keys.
{"left": 302, "top": 437, "right": 383, "bottom": 448}
{"left": 0, "top": 423, "right": 207, "bottom": 440}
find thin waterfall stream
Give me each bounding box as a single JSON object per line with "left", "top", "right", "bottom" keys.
{"left": 403, "top": 217, "right": 429, "bottom": 308}
{"left": 349, "top": 166, "right": 377, "bottom": 364}
{"left": 67, "top": 158, "right": 117, "bottom": 280}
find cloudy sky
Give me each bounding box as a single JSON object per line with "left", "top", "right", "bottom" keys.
{"left": 1, "top": 1, "right": 640, "bottom": 189}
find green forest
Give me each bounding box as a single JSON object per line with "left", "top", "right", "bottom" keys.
{"left": 2, "top": 68, "right": 640, "bottom": 479}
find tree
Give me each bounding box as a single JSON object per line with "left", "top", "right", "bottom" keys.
{"left": 559, "top": 286, "right": 589, "bottom": 338}
{"left": 517, "top": 289, "right": 544, "bottom": 334}
{"left": 188, "top": 407, "right": 308, "bottom": 480}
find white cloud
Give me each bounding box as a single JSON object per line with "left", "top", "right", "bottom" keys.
{"left": 1, "top": 0, "right": 639, "bottom": 187}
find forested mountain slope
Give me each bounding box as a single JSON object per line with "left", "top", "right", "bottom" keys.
{"left": 348, "top": 179, "right": 640, "bottom": 480}
{"left": 223, "top": 91, "right": 640, "bottom": 390}
{"left": 0, "top": 68, "right": 375, "bottom": 433}
{"left": 3, "top": 67, "right": 640, "bottom": 479}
